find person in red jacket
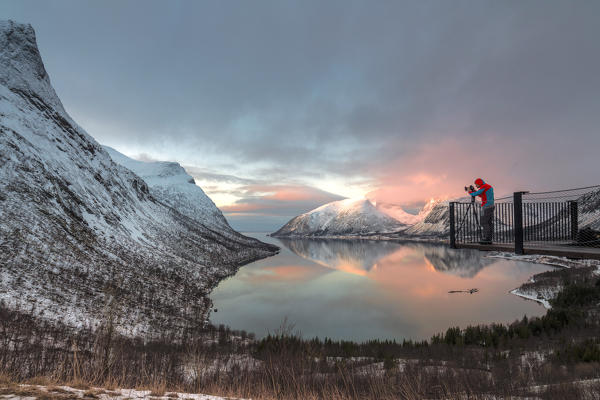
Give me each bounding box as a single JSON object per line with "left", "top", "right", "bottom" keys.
{"left": 468, "top": 178, "right": 495, "bottom": 244}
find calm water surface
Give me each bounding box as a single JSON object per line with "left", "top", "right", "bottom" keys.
{"left": 210, "top": 233, "right": 553, "bottom": 342}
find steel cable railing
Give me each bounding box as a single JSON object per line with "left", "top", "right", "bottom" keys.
{"left": 523, "top": 185, "right": 600, "bottom": 248}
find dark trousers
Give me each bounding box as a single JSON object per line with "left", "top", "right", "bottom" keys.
{"left": 481, "top": 205, "right": 495, "bottom": 242}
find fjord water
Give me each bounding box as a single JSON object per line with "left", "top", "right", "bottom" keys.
{"left": 209, "top": 233, "right": 553, "bottom": 342}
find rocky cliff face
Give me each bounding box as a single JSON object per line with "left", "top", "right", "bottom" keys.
{"left": 0, "top": 20, "right": 278, "bottom": 337}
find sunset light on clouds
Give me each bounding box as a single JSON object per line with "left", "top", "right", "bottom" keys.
{"left": 4, "top": 0, "right": 598, "bottom": 231}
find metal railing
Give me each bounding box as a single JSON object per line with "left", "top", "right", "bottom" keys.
{"left": 449, "top": 185, "right": 600, "bottom": 253}
{"left": 450, "top": 201, "right": 515, "bottom": 245}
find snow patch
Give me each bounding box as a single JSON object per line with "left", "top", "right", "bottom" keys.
{"left": 487, "top": 252, "right": 600, "bottom": 269}
{"left": 510, "top": 288, "right": 554, "bottom": 309}
{"left": 4, "top": 384, "right": 244, "bottom": 400}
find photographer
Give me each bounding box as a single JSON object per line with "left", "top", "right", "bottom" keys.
{"left": 466, "top": 178, "right": 495, "bottom": 245}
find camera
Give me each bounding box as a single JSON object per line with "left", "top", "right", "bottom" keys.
{"left": 464, "top": 185, "right": 475, "bottom": 192}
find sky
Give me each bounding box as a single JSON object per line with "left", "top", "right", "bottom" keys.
{"left": 2, "top": 1, "right": 599, "bottom": 231}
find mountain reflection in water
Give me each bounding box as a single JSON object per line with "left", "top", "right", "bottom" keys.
{"left": 278, "top": 238, "right": 495, "bottom": 278}
{"left": 210, "top": 233, "right": 553, "bottom": 342}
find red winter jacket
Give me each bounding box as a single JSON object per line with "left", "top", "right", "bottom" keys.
{"left": 469, "top": 180, "right": 494, "bottom": 207}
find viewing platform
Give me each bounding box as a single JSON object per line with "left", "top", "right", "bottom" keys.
{"left": 449, "top": 185, "right": 600, "bottom": 261}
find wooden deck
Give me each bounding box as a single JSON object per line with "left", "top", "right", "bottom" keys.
{"left": 455, "top": 243, "right": 600, "bottom": 260}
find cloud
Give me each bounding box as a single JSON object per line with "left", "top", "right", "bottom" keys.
{"left": 184, "top": 166, "right": 260, "bottom": 186}
{"left": 221, "top": 184, "right": 344, "bottom": 217}
{"left": 3, "top": 0, "right": 599, "bottom": 221}
{"left": 132, "top": 153, "right": 161, "bottom": 163}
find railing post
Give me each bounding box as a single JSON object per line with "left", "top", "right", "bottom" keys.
{"left": 514, "top": 192, "right": 525, "bottom": 255}
{"left": 449, "top": 202, "right": 456, "bottom": 248}
{"left": 569, "top": 200, "right": 578, "bottom": 241}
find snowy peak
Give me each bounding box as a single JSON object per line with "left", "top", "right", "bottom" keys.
{"left": 0, "top": 20, "right": 65, "bottom": 114}
{"left": 104, "top": 147, "right": 190, "bottom": 183}
{"left": 0, "top": 19, "right": 102, "bottom": 166}
{"left": 311, "top": 198, "right": 375, "bottom": 216}
{"left": 104, "top": 146, "right": 232, "bottom": 231}
{"left": 273, "top": 194, "right": 454, "bottom": 238}
{"left": 418, "top": 198, "right": 441, "bottom": 219}
{"left": 376, "top": 202, "right": 423, "bottom": 225}
{"left": 272, "top": 198, "right": 407, "bottom": 237}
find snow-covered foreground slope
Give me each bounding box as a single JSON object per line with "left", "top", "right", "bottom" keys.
{"left": 0, "top": 20, "right": 277, "bottom": 337}
{"left": 272, "top": 198, "right": 407, "bottom": 237}
{"left": 104, "top": 146, "right": 233, "bottom": 233}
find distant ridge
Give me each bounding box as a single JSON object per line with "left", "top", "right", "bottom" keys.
{"left": 104, "top": 146, "right": 234, "bottom": 233}
{"left": 272, "top": 198, "right": 407, "bottom": 237}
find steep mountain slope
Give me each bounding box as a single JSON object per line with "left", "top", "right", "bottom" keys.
{"left": 272, "top": 198, "right": 407, "bottom": 237}
{"left": 403, "top": 199, "right": 451, "bottom": 237}
{"left": 577, "top": 188, "right": 600, "bottom": 230}
{"left": 103, "top": 146, "right": 233, "bottom": 233}
{"left": 0, "top": 20, "right": 277, "bottom": 337}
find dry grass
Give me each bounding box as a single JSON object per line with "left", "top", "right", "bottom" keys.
{"left": 148, "top": 380, "right": 167, "bottom": 397}
{"left": 0, "top": 376, "right": 598, "bottom": 400}
{"left": 0, "top": 372, "right": 14, "bottom": 386}
{"left": 68, "top": 381, "right": 91, "bottom": 390}
{"left": 47, "top": 386, "right": 74, "bottom": 394}
{"left": 1, "top": 303, "right": 600, "bottom": 400}
{"left": 12, "top": 386, "right": 46, "bottom": 397}
{"left": 0, "top": 385, "right": 19, "bottom": 396}
{"left": 10, "top": 385, "right": 68, "bottom": 400}
{"left": 25, "top": 376, "right": 55, "bottom": 386}
{"left": 82, "top": 389, "right": 100, "bottom": 398}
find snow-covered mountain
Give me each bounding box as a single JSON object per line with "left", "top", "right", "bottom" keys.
{"left": 577, "top": 188, "right": 600, "bottom": 230}
{"left": 103, "top": 146, "right": 233, "bottom": 232}
{"left": 0, "top": 20, "right": 278, "bottom": 337}
{"left": 272, "top": 198, "right": 407, "bottom": 237}
{"left": 375, "top": 201, "right": 423, "bottom": 225}
{"left": 403, "top": 199, "right": 451, "bottom": 237}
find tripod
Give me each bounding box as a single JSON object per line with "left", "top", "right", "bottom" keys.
{"left": 457, "top": 196, "right": 480, "bottom": 238}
